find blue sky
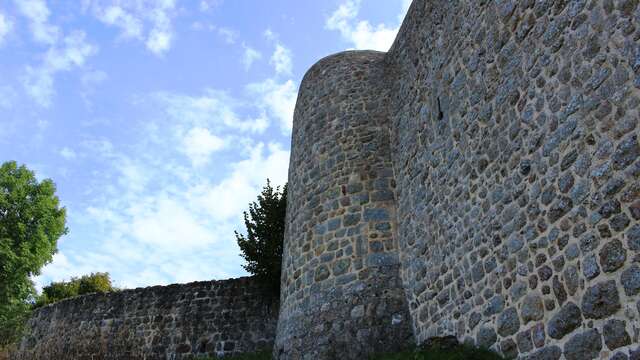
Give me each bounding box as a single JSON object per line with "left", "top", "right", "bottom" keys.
{"left": 0, "top": 0, "right": 411, "bottom": 290}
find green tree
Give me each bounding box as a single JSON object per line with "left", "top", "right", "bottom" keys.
{"left": 235, "top": 180, "right": 287, "bottom": 294}
{"left": 0, "top": 161, "right": 67, "bottom": 347}
{"left": 78, "top": 272, "right": 114, "bottom": 295}
{"left": 35, "top": 272, "right": 116, "bottom": 307}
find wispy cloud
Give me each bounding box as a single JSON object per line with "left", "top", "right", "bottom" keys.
{"left": 247, "top": 79, "right": 297, "bottom": 133}
{"left": 182, "top": 127, "right": 226, "bottom": 166}
{"left": 87, "top": 0, "right": 177, "bottom": 55}
{"left": 270, "top": 44, "right": 293, "bottom": 75}
{"left": 326, "top": 0, "right": 409, "bottom": 52}
{"left": 242, "top": 44, "right": 262, "bottom": 71}
{"left": 14, "top": 0, "right": 59, "bottom": 45}
{"left": 36, "top": 93, "right": 289, "bottom": 288}
{"left": 0, "top": 11, "right": 12, "bottom": 45}
{"left": 23, "top": 31, "right": 97, "bottom": 107}
{"left": 216, "top": 26, "right": 237, "bottom": 44}
{"left": 59, "top": 147, "right": 77, "bottom": 160}
{"left": 152, "top": 89, "right": 269, "bottom": 134}
{"left": 199, "top": 0, "right": 223, "bottom": 12}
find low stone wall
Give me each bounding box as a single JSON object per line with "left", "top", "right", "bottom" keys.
{"left": 12, "top": 277, "right": 278, "bottom": 360}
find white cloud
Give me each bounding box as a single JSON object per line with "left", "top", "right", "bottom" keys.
{"left": 191, "top": 23, "right": 237, "bottom": 44}
{"left": 155, "top": 89, "right": 269, "bottom": 133}
{"left": 187, "top": 142, "right": 289, "bottom": 221}
{"left": 199, "top": 0, "right": 222, "bottom": 12}
{"left": 182, "top": 127, "right": 226, "bottom": 166}
{"left": 216, "top": 27, "right": 237, "bottom": 44}
{"left": 14, "top": 0, "right": 59, "bottom": 45}
{"left": 263, "top": 28, "right": 276, "bottom": 42}
{"left": 262, "top": 30, "right": 293, "bottom": 76}
{"left": 42, "top": 137, "right": 289, "bottom": 288}
{"left": 247, "top": 79, "right": 297, "bottom": 133}
{"left": 23, "top": 31, "right": 97, "bottom": 107}
{"left": 326, "top": 0, "right": 408, "bottom": 52}
{"left": 0, "top": 11, "right": 12, "bottom": 45}
{"left": 270, "top": 44, "right": 293, "bottom": 75}
{"left": 98, "top": 5, "right": 144, "bottom": 39}
{"left": 130, "top": 195, "right": 217, "bottom": 248}
{"left": 242, "top": 44, "right": 262, "bottom": 71}
{"left": 145, "top": 1, "right": 174, "bottom": 55}
{"left": 88, "top": 0, "right": 176, "bottom": 55}
{"left": 60, "top": 147, "right": 77, "bottom": 159}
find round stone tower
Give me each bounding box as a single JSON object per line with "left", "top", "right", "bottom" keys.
{"left": 274, "top": 51, "right": 413, "bottom": 359}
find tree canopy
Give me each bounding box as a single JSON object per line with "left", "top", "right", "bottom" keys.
{"left": 35, "top": 272, "right": 116, "bottom": 307}
{"left": 235, "top": 180, "right": 287, "bottom": 294}
{"left": 0, "top": 161, "right": 67, "bottom": 347}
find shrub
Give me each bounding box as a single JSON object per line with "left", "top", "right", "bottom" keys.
{"left": 36, "top": 272, "right": 116, "bottom": 307}
{"left": 235, "top": 180, "right": 287, "bottom": 294}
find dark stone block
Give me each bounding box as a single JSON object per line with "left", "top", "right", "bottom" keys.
{"left": 496, "top": 307, "right": 520, "bottom": 337}
{"left": 525, "top": 345, "right": 561, "bottom": 360}
{"left": 476, "top": 326, "right": 497, "bottom": 348}
{"left": 582, "top": 280, "right": 621, "bottom": 319}
{"left": 621, "top": 264, "right": 640, "bottom": 296}
{"left": 599, "top": 239, "right": 627, "bottom": 273}
{"left": 547, "top": 302, "right": 582, "bottom": 339}
{"left": 563, "top": 329, "right": 602, "bottom": 360}
{"left": 603, "top": 319, "right": 631, "bottom": 350}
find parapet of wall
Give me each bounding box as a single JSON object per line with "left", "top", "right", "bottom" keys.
{"left": 387, "top": 0, "right": 640, "bottom": 359}
{"left": 279, "top": 0, "right": 640, "bottom": 359}
{"left": 275, "top": 51, "right": 413, "bottom": 359}
{"left": 13, "top": 277, "right": 278, "bottom": 360}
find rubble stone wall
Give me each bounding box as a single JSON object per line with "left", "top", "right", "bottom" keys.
{"left": 279, "top": 0, "right": 640, "bottom": 359}
{"left": 386, "top": 0, "right": 640, "bottom": 359}
{"left": 12, "top": 277, "right": 278, "bottom": 360}
{"left": 275, "top": 51, "right": 414, "bottom": 359}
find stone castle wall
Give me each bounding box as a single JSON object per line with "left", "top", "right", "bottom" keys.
{"left": 275, "top": 51, "right": 413, "bottom": 359}
{"left": 12, "top": 1, "right": 640, "bottom": 359}
{"left": 279, "top": 0, "right": 640, "bottom": 359}
{"left": 12, "top": 277, "right": 278, "bottom": 360}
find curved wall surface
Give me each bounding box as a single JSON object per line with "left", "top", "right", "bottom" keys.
{"left": 275, "top": 51, "right": 413, "bottom": 359}
{"left": 13, "top": 277, "right": 278, "bottom": 360}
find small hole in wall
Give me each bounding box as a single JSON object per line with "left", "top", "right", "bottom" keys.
{"left": 437, "top": 97, "right": 444, "bottom": 120}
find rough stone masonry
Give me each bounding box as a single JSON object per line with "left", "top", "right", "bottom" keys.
{"left": 12, "top": 278, "right": 278, "bottom": 359}
{"left": 11, "top": 0, "right": 640, "bottom": 359}
{"left": 276, "top": 0, "right": 640, "bottom": 359}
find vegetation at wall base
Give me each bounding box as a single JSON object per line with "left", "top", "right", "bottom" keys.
{"left": 197, "top": 350, "right": 272, "bottom": 360}
{"left": 369, "top": 342, "right": 504, "bottom": 360}
{"left": 235, "top": 180, "right": 287, "bottom": 295}
{"left": 194, "top": 344, "right": 503, "bottom": 360}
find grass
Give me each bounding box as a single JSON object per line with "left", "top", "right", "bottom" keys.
{"left": 197, "top": 345, "right": 503, "bottom": 360}
{"left": 197, "top": 350, "right": 272, "bottom": 360}
{"left": 369, "top": 345, "right": 503, "bottom": 360}
{"left": 222, "top": 351, "right": 272, "bottom": 360}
